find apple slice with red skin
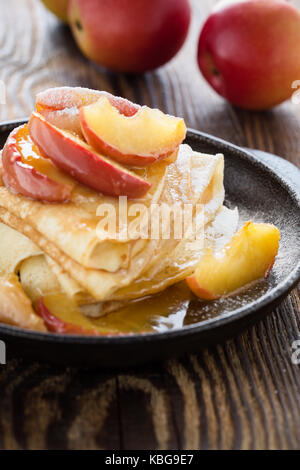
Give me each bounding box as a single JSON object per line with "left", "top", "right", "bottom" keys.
{"left": 36, "top": 298, "right": 125, "bottom": 336}
{"left": 35, "top": 86, "right": 139, "bottom": 135}
{"left": 28, "top": 112, "right": 151, "bottom": 198}
{"left": 80, "top": 96, "right": 186, "bottom": 167}
{"left": 2, "top": 124, "right": 72, "bottom": 203}
{"left": 36, "top": 298, "right": 101, "bottom": 335}
{"left": 186, "top": 221, "right": 280, "bottom": 300}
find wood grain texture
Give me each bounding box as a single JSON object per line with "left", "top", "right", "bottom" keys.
{"left": 0, "top": 0, "right": 299, "bottom": 450}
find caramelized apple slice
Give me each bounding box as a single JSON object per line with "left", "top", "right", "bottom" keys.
{"left": 2, "top": 125, "right": 73, "bottom": 203}
{"left": 36, "top": 86, "right": 139, "bottom": 135}
{"left": 186, "top": 221, "right": 280, "bottom": 300}
{"left": 80, "top": 96, "right": 186, "bottom": 167}
{"left": 0, "top": 274, "right": 46, "bottom": 332}
{"left": 36, "top": 298, "right": 101, "bottom": 335}
{"left": 36, "top": 296, "right": 121, "bottom": 336}
{"left": 29, "top": 112, "right": 151, "bottom": 198}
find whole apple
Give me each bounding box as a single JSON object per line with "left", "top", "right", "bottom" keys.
{"left": 41, "top": 0, "right": 70, "bottom": 22}
{"left": 68, "top": 0, "right": 191, "bottom": 73}
{"left": 197, "top": 0, "right": 300, "bottom": 110}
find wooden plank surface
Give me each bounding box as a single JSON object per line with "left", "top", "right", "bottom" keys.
{"left": 0, "top": 0, "right": 299, "bottom": 450}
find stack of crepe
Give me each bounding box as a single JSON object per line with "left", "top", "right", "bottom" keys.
{"left": 0, "top": 141, "right": 238, "bottom": 324}
{"left": 0, "top": 84, "right": 241, "bottom": 333}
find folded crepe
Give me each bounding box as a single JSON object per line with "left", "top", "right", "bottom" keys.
{"left": 0, "top": 143, "right": 237, "bottom": 316}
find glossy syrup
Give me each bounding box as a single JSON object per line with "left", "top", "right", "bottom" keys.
{"left": 42, "top": 276, "right": 271, "bottom": 335}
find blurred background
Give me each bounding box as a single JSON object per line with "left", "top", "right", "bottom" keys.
{"left": 0, "top": 0, "right": 299, "bottom": 168}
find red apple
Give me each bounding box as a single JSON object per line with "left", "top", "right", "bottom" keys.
{"left": 36, "top": 86, "right": 139, "bottom": 135}
{"left": 68, "top": 0, "right": 191, "bottom": 73}
{"left": 28, "top": 112, "right": 151, "bottom": 198}
{"left": 2, "top": 124, "right": 72, "bottom": 203}
{"left": 197, "top": 0, "right": 300, "bottom": 110}
{"left": 41, "top": 0, "right": 70, "bottom": 22}
{"left": 80, "top": 96, "right": 185, "bottom": 167}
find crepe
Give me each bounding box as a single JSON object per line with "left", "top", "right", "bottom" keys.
{"left": 0, "top": 222, "right": 42, "bottom": 274}
{"left": 0, "top": 222, "right": 80, "bottom": 304}
{"left": 0, "top": 144, "right": 226, "bottom": 306}
{"left": 1, "top": 151, "right": 169, "bottom": 272}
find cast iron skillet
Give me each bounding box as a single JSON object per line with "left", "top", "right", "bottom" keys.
{"left": 0, "top": 120, "right": 299, "bottom": 367}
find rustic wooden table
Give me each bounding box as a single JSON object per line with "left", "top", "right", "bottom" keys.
{"left": 0, "top": 0, "right": 299, "bottom": 450}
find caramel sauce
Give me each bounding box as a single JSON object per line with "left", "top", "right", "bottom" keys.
{"left": 16, "top": 125, "right": 74, "bottom": 188}
{"left": 42, "top": 282, "right": 194, "bottom": 335}
{"left": 40, "top": 276, "right": 273, "bottom": 336}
